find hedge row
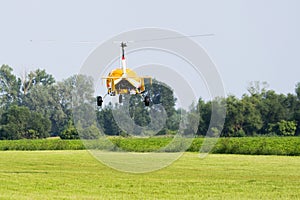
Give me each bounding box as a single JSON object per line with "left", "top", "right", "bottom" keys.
{"left": 0, "top": 137, "right": 300, "bottom": 156}
{"left": 0, "top": 139, "right": 85, "bottom": 151}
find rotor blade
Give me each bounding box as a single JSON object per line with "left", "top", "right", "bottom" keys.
{"left": 132, "top": 34, "right": 214, "bottom": 43}
{"left": 29, "top": 40, "right": 99, "bottom": 44}
{"left": 30, "top": 33, "right": 214, "bottom": 45}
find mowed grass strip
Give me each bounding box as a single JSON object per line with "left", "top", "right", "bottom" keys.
{"left": 0, "top": 151, "right": 300, "bottom": 199}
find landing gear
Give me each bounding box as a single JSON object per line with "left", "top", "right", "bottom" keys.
{"left": 97, "top": 96, "right": 103, "bottom": 107}
{"left": 97, "top": 93, "right": 153, "bottom": 107}
{"left": 119, "top": 94, "right": 123, "bottom": 103}
{"left": 144, "top": 96, "right": 150, "bottom": 106}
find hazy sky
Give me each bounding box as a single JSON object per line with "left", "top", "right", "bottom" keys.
{"left": 0, "top": 0, "right": 299, "bottom": 98}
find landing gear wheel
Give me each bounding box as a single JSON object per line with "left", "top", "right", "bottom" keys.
{"left": 144, "top": 96, "right": 150, "bottom": 106}
{"left": 119, "top": 94, "right": 122, "bottom": 104}
{"left": 97, "top": 96, "right": 103, "bottom": 107}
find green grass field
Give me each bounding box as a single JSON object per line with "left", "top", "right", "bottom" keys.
{"left": 0, "top": 151, "right": 300, "bottom": 199}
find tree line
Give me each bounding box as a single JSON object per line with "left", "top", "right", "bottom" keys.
{"left": 0, "top": 64, "right": 300, "bottom": 139}
{"left": 196, "top": 81, "right": 300, "bottom": 137}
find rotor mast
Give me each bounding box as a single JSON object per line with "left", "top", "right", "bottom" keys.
{"left": 121, "top": 42, "right": 127, "bottom": 77}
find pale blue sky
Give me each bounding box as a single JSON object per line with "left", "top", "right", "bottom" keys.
{"left": 0, "top": 0, "right": 299, "bottom": 98}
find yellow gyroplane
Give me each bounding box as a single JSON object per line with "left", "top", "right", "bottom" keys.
{"left": 97, "top": 42, "right": 152, "bottom": 107}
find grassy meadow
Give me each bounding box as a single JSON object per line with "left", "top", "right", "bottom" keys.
{"left": 0, "top": 150, "right": 300, "bottom": 199}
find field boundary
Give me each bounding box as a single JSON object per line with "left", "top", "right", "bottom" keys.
{"left": 0, "top": 137, "right": 300, "bottom": 156}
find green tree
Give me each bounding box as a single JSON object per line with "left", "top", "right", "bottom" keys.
{"left": 59, "top": 120, "right": 79, "bottom": 139}
{"left": 26, "top": 112, "right": 51, "bottom": 139}
{"left": 0, "top": 105, "right": 50, "bottom": 139}
{"left": 149, "top": 81, "right": 176, "bottom": 118}
{"left": 22, "top": 83, "right": 66, "bottom": 136}
{"left": 223, "top": 95, "right": 244, "bottom": 136}
{"left": 129, "top": 95, "right": 150, "bottom": 127}
{"left": 97, "top": 103, "right": 121, "bottom": 136}
{"left": 293, "top": 83, "right": 300, "bottom": 135}
{"left": 295, "top": 82, "right": 300, "bottom": 100}
{"left": 52, "top": 78, "right": 76, "bottom": 134}
{"left": 80, "top": 124, "right": 101, "bottom": 139}
{"left": 0, "top": 65, "right": 21, "bottom": 107}
{"left": 184, "top": 111, "right": 199, "bottom": 136}
{"left": 241, "top": 95, "right": 263, "bottom": 136}
{"left": 259, "top": 90, "right": 288, "bottom": 134}
{"left": 268, "top": 120, "right": 296, "bottom": 136}
{"left": 21, "top": 69, "right": 55, "bottom": 95}
{"left": 166, "top": 109, "right": 181, "bottom": 131}
{"left": 278, "top": 120, "right": 297, "bottom": 136}
{"left": 149, "top": 81, "right": 177, "bottom": 130}
{"left": 125, "top": 80, "right": 178, "bottom": 134}
{"left": 56, "top": 74, "right": 95, "bottom": 136}
{"left": 247, "top": 81, "right": 269, "bottom": 96}
{"left": 0, "top": 105, "right": 30, "bottom": 139}
{"left": 196, "top": 98, "right": 211, "bottom": 136}
{"left": 283, "top": 93, "right": 298, "bottom": 120}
